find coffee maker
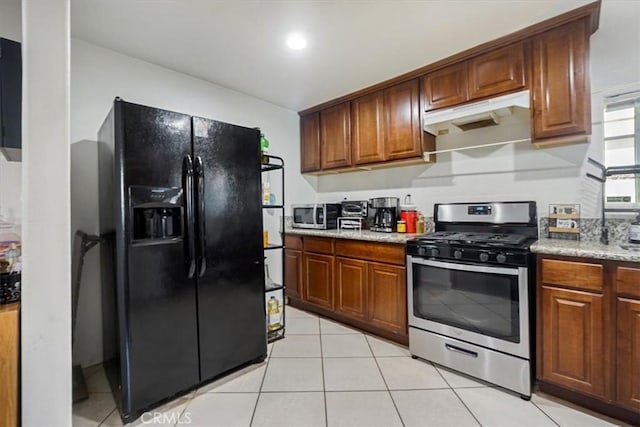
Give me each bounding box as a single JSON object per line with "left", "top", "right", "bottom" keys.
{"left": 369, "top": 197, "right": 400, "bottom": 233}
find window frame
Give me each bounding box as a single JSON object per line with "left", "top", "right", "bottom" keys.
{"left": 603, "top": 97, "right": 640, "bottom": 211}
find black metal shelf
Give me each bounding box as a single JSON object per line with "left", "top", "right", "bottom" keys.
{"left": 262, "top": 151, "right": 286, "bottom": 343}
{"left": 266, "top": 283, "right": 284, "bottom": 292}
{"left": 264, "top": 244, "right": 284, "bottom": 251}
{"left": 261, "top": 154, "right": 284, "bottom": 172}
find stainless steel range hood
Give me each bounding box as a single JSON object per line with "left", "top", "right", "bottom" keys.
{"left": 423, "top": 90, "right": 530, "bottom": 136}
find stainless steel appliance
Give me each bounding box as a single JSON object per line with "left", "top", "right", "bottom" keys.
{"left": 339, "top": 200, "right": 368, "bottom": 230}
{"left": 370, "top": 197, "right": 399, "bottom": 233}
{"left": 292, "top": 203, "right": 341, "bottom": 229}
{"left": 98, "top": 99, "right": 267, "bottom": 422}
{"left": 406, "top": 201, "right": 537, "bottom": 398}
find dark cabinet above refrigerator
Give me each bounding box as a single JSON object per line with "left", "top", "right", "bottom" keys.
{"left": 0, "top": 38, "right": 22, "bottom": 162}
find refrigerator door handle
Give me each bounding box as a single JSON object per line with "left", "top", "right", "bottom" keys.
{"left": 195, "top": 155, "right": 207, "bottom": 278}
{"left": 183, "top": 155, "right": 197, "bottom": 278}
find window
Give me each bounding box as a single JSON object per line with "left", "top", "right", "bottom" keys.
{"left": 603, "top": 96, "right": 640, "bottom": 207}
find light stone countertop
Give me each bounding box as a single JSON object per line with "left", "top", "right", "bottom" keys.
{"left": 531, "top": 238, "right": 640, "bottom": 263}
{"left": 285, "top": 228, "right": 640, "bottom": 262}
{"left": 284, "top": 226, "right": 418, "bottom": 244}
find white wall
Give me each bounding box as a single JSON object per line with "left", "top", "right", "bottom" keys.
{"left": 70, "top": 38, "right": 313, "bottom": 366}
{"left": 0, "top": 0, "right": 22, "bottom": 224}
{"left": 315, "top": 0, "right": 640, "bottom": 221}
{"left": 21, "top": 1, "right": 72, "bottom": 426}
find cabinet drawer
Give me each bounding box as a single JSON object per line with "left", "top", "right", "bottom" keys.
{"left": 335, "top": 239, "right": 405, "bottom": 266}
{"left": 617, "top": 266, "right": 640, "bottom": 298}
{"left": 541, "top": 258, "right": 603, "bottom": 292}
{"left": 303, "top": 237, "right": 334, "bottom": 254}
{"left": 284, "top": 235, "right": 302, "bottom": 250}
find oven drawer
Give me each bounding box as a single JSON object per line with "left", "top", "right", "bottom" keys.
{"left": 409, "top": 327, "right": 531, "bottom": 396}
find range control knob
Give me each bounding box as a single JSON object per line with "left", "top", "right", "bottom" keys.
{"left": 430, "top": 248, "right": 440, "bottom": 257}
{"left": 479, "top": 252, "right": 489, "bottom": 262}
{"left": 418, "top": 246, "right": 427, "bottom": 256}
{"left": 454, "top": 250, "right": 463, "bottom": 259}
{"left": 496, "top": 253, "right": 507, "bottom": 263}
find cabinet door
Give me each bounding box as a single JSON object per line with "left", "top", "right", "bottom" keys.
{"left": 384, "top": 79, "right": 422, "bottom": 161}
{"left": 352, "top": 91, "right": 385, "bottom": 165}
{"left": 617, "top": 297, "right": 640, "bottom": 411}
{"left": 335, "top": 257, "right": 368, "bottom": 320}
{"left": 541, "top": 285, "right": 606, "bottom": 398}
{"left": 285, "top": 249, "right": 302, "bottom": 300}
{"left": 304, "top": 253, "right": 334, "bottom": 309}
{"left": 367, "top": 262, "right": 407, "bottom": 336}
{"left": 532, "top": 19, "right": 590, "bottom": 141}
{"left": 468, "top": 42, "right": 526, "bottom": 100}
{"left": 421, "top": 62, "right": 468, "bottom": 111}
{"left": 320, "top": 102, "right": 351, "bottom": 170}
{"left": 300, "top": 113, "right": 321, "bottom": 173}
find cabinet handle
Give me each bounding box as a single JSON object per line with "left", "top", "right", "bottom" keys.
{"left": 445, "top": 343, "right": 478, "bottom": 358}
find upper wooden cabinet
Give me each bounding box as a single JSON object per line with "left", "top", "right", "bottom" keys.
{"left": 532, "top": 18, "right": 590, "bottom": 143}
{"left": 422, "top": 62, "right": 468, "bottom": 111}
{"left": 320, "top": 102, "right": 351, "bottom": 170}
{"left": 299, "top": 5, "right": 600, "bottom": 172}
{"left": 300, "top": 113, "right": 321, "bottom": 173}
{"left": 423, "top": 42, "right": 526, "bottom": 112}
{"left": 468, "top": 43, "right": 527, "bottom": 99}
{"left": 352, "top": 91, "right": 385, "bottom": 165}
{"left": 384, "top": 79, "right": 422, "bottom": 160}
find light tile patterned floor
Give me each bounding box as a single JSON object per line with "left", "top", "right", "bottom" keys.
{"left": 73, "top": 306, "right": 630, "bottom": 427}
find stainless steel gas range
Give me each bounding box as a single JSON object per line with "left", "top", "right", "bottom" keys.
{"left": 406, "top": 201, "right": 537, "bottom": 398}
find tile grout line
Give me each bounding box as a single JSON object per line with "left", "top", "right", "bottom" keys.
{"left": 97, "top": 407, "right": 117, "bottom": 427}
{"left": 431, "top": 363, "right": 484, "bottom": 427}
{"left": 248, "top": 336, "right": 274, "bottom": 426}
{"left": 319, "top": 317, "right": 328, "bottom": 427}
{"left": 365, "top": 336, "right": 406, "bottom": 427}
{"left": 530, "top": 398, "right": 562, "bottom": 427}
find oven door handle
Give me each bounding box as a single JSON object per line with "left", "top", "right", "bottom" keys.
{"left": 445, "top": 343, "right": 478, "bottom": 358}
{"left": 408, "top": 256, "right": 521, "bottom": 276}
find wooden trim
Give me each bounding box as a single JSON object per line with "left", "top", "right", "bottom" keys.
{"left": 298, "top": 1, "right": 600, "bottom": 115}
{"left": 302, "top": 154, "right": 430, "bottom": 175}
{"left": 532, "top": 134, "right": 590, "bottom": 148}
{"left": 0, "top": 302, "right": 19, "bottom": 427}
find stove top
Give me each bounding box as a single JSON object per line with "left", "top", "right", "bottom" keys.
{"left": 416, "top": 231, "right": 529, "bottom": 247}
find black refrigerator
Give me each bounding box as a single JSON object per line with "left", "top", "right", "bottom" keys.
{"left": 98, "top": 99, "right": 267, "bottom": 421}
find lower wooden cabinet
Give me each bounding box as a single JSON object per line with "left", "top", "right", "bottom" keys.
{"left": 0, "top": 303, "right": 19, "bottom": 427}
{"left": 368, "top": 262, "right": 406, "bottom": 335}
{"left": 286, "top": 235, "right": 407, "bottom": 342}
{"left": 537, "top": 256, "right": 640, "bottom": 424}
{"left": 617, "top": 297, "right": 640, "bottom": 411}
{"left": 541, "top": 285, "right": 605, "bottom": 398}
{"left": 335, "top": 257, "right": 368, "bottom": 319}
{"left": 284, "top": 249, "right": 302, "bottom": 299}
{"left": 304, "top": 252, "right": 334, "bottom": 309}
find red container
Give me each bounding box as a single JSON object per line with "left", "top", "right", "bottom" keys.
{"left": 400, "top": 211, "right": 418, "bottom": 233}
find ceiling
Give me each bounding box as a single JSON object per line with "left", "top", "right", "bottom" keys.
{"left": 71, "top": 0, "right": 594, "bottom": 112}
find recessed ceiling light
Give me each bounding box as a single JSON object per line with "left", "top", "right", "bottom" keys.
{"left": 286, "top": 33, "right": 307, "bottom": 50}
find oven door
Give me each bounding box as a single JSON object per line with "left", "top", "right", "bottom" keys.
{"left": 407, "top": 256, "right": 529, "bottom": 359}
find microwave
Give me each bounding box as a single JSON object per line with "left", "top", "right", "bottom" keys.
{"left": 292, "top": 204, "right": 341, "bottom": 229}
